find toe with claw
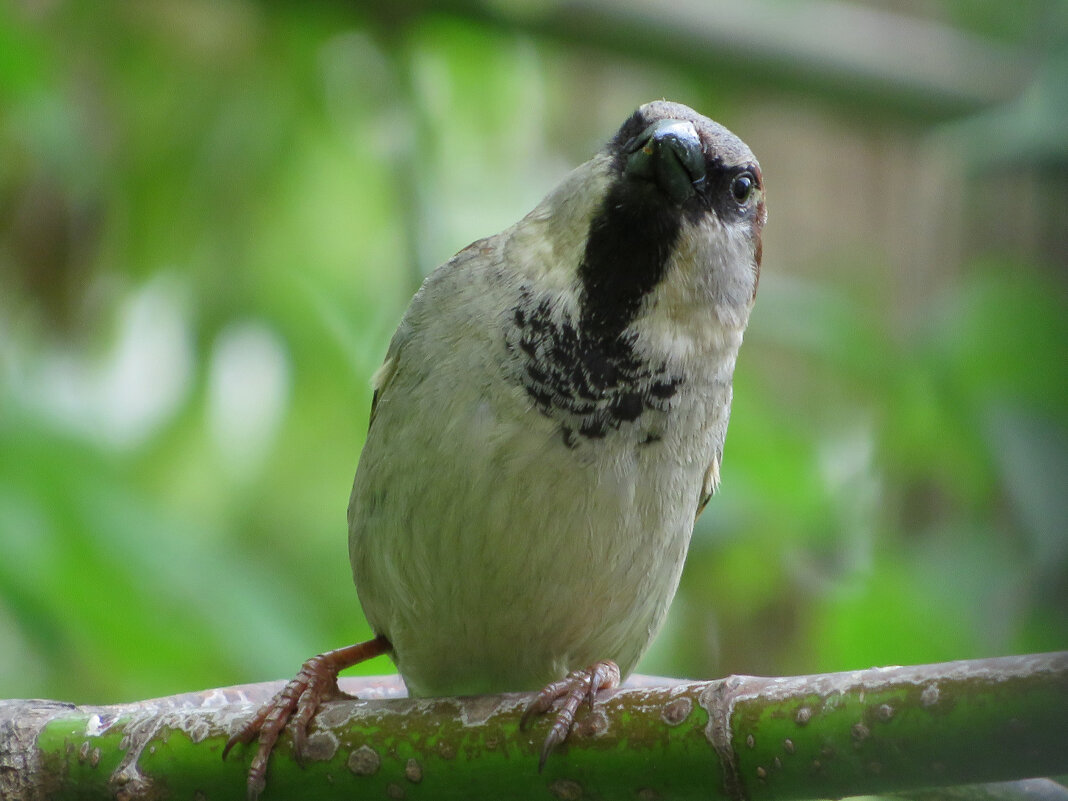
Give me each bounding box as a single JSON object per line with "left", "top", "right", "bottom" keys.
{"left": 223, "top": 636, "right": 390, "bottom": 801}
{"left": 520, "top": 659, "right": 621, "bottom": 770}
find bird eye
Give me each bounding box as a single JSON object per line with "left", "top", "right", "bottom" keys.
{"left": 730, "top": 172, "right": 755, "bottom": 204}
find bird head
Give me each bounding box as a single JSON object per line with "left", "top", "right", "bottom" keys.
{"left": 512, "top": 100, "right": 765, "bottom": 362}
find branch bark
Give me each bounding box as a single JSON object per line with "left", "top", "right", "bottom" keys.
{"left": 361, "top": 0, "right": 1032, "bottom": 121}
{"left": 2, "top": 653, "right": 1065, "bottom": 800}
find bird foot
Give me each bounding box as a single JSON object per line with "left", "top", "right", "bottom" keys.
{"left": 223, "top": 636, "right": 390, "bottom": 801}
{"left": 520, "top": 659, "right": 621, "bottom": 770}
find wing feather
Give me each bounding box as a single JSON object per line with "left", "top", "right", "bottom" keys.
{"left": 695, "top": 454, "right": 721, "bottom": 520}
{"left": 368, "top": 355, "right": 399, "bottom": 429}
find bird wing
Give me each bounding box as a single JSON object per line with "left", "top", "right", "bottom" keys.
{"left": 695, "top": 454, "right": 721, "bottom": 520}
{"left": 367, "top": 354, "right": 399, "bottom": 429}
{"left": 366, "top": 237, "right": 497, "bottom": 431}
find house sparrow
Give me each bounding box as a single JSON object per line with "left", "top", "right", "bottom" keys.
{"left": 225, "top": 99, "right": 765, "bottom": 798}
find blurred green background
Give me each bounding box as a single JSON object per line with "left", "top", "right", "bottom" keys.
{"left": 1, "top": 1, "right": 1065, "bottom": 705}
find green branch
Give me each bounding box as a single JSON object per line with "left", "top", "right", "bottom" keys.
{"left": 2, "top": 653, "right": 1065, "bottom": 800}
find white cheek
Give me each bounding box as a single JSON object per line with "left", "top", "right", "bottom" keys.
{"left": 632, "top": 216, "right": 756, "bottom": 365}
{"left": 502, "top": 154, "right": 614, "bottom": 296}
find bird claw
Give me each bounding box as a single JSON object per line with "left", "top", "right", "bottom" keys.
{"left": 222, "top": 637, "right": 390, "bottom": 801}
{"left": 223, "top": 653, "right": 342, "bottom": 800}
{"left": 520, "top": 660, "right": 621, "bottom": 771}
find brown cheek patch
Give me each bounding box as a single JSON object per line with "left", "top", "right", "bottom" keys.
{"left": 750, "top": 197, "right": 766, "bottom": 301}
{"left": 752, "top": 240, "right": 762, "bottom": 301}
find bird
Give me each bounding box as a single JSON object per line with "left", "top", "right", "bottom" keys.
{"left": 224, "top": 99, "right": 765, "bottom": 799}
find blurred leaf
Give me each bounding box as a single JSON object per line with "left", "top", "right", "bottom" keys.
{"left": 983, "top": 404, "right": 1068, "bottom": 576}
{"left": 804, "top": 558, "right": 983, "bottom": 671}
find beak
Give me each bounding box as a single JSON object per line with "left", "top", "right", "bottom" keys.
{"left": 623, "top": 119, "right": 706, "bottom": 204}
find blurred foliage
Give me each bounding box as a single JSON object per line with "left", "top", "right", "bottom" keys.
{"left": 0, "top": 1, "right": 1065, "bottom": 705}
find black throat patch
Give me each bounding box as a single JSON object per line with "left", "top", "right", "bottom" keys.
{"left": 506, "top": 169, "right": 687, "bottom": 447}
{"left": 578, "top": 179, "right": 683, "bottom": 341}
